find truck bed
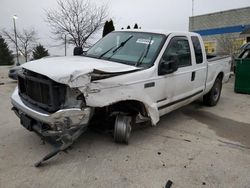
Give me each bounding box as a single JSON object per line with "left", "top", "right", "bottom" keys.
{"left": 205, "top": 56, "right": 232, "bottom": 94}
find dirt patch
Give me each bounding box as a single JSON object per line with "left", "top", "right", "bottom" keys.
{"left": 182, "top": 109, "right": 250, "bottom": 147}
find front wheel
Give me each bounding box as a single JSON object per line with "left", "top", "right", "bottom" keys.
{"left": 203, "top": 77, "right": 222, "bottom": 106}
{"left": 114, "top": 115, "right": 132, "bottom": 144}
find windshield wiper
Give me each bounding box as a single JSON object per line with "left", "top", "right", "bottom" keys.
{"left": 98, "top": 46, "right": 115, "bottom": 59}
{"left": 98, "top": 35, "right": 133, "bottom": 60}
{"left": 135, "top": 36, "right": 153, "bottom": 67}
{"left": 107, "top": 35, "right": 133, "bottom": 60}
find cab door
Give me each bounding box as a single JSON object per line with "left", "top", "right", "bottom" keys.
{"left": 157, "top": 35, "right": 196, "bottom": 115}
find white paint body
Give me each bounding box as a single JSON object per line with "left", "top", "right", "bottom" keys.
{"left": 12, "top": 31, "right": 231, "bottom": 125}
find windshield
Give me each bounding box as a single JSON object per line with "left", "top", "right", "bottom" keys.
{"left": 86, "top": 31, "right": 166, "bottom": 67}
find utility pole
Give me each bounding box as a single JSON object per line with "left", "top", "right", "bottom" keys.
{"left": 191, "top": 0, "right": 195, "bottom": 31}
{"left": 192, "top": 0, "right": 194, "bottom": 17}
{"left": 64, "top": 34, "right": 67, "bottom": 56}
{"left": 13, "top": 15, "right": 19, "bottom": 65}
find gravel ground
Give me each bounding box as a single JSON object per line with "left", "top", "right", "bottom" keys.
{"left": 0, "top": 66, "right": 250, "bottom": 188}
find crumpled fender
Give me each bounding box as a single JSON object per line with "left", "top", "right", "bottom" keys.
{"left": 79, "top": 82, "right": 160, "bottom": 125}
{"left": 57, "top": 70, "right": 92, "bottom": 88}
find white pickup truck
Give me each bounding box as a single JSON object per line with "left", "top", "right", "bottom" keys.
{"left": 11, "top": 30, "right": 231, "bottom": 166}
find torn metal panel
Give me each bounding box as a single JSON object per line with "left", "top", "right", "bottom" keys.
{"left": 84, "top": 82, "right": 160, "bottom": 125}
{"left": 90, "top": 69, "right": 141, "bottom": 81}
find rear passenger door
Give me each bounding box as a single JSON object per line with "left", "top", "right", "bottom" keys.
{"left": 191, "top": 36, "right": 207, "bottom": 93}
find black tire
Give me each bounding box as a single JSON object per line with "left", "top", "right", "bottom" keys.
{"left": 114, "top": 115, "right": 132, "bottom": 144}
{"left": 203, "top": 77, "right": 222, "bottom": 106}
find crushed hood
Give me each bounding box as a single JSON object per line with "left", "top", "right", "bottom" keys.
{"left": 22, "top": 56, "right": 139, "bottom": 87}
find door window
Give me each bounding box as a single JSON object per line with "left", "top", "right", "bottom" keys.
{"left": 162, "top": 37, "right": 192, "bottom": 67}
{"left": 191, "top": 36, "right": 203, "bottom": 64}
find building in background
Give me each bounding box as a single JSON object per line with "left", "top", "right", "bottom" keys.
{"left": 189, "top": 7, "right": 250, "bottom": 56}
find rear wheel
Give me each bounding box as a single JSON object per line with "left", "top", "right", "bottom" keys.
{"left": 203, "top": 77, "right": 222, "bottom": 106}
{"left": 114, "top": 115, "right": 132, "bottom": 144}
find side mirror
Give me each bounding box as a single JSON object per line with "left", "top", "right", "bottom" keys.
{"left": 158, "top": 56, "right": 179, "bottom": 75}
{"left": 73, "top": 47, "right": 83, "bottom": 56}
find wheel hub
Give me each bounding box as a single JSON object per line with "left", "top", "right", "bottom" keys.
{"left": 114, "top": 115, "right": 132, "bottom": 144}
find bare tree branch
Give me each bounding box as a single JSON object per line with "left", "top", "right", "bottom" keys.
{"left": 45, "top": 0, "right": 108, "bottom": 48}
{"left": 2, "top": 28, "right": 38, "bottom": 62}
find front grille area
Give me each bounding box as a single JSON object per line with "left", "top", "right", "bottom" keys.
{"left": 18, "top": 69, "right": 66, "bottom": 113}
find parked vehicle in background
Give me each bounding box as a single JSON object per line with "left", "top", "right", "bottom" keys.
{"left": 239, "top": 42, "right": 250, "bottom": 59}
{"left": 11, "top": 30, "right": 231, "bottom": 166}
{"left": 8, "top": 66, "right": 22, "bottom": 80}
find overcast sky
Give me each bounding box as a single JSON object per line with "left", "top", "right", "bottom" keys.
{"left": 1, "top": 0, "right": 250, "bottom": 56}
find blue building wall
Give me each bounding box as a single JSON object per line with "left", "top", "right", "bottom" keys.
{"left": 194, "top": 25, "right": 250, "bottom": 36}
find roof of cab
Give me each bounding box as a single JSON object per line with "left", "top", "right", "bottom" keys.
{"left": 114, "top": 29, "right": 200, "bottom": 37}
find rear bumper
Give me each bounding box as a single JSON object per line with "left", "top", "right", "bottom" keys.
{"left": 11, "top": 87, "right": 92, "bottom": 128}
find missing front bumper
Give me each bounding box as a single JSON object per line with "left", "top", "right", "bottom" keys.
{"left": 11, "top": 87, "right": 93, "bottom": 167}
{"left": 11, "top": 87, "right": 92, "bottom": 128}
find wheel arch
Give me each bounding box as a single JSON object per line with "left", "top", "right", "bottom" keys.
{"left": 217, "top": 72, "right": 224, "bottom": 81}
{"left": 85, "top": 87, "right": 160, "bottom": 125}
{"left": 107, "top": 100, "right": 149, "bottom": 117}
{"left": 91, "top": 99, "right": 156, "bottom": 126}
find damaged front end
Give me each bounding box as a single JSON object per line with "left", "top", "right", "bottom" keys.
{"left": 11, "top": 70, "right": 94, "bottom": 167}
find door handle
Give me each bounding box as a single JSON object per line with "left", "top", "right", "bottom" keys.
{"left": 191, "top": 71, "right": 196, "bottom": 81}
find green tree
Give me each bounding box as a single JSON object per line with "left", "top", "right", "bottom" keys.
{"left": 102, "top": 21, "right": 109, "bottom": 37}
{"left": 0, "top": 35, "right": 14, "bottom": 65}
{"left": 109, "top": 20, "right": 115, "bottom": 32}
{"left": 102, "top": 19, "right": 115, "bottom": 37}
{"left": 134, "top": 23, "right": 139, "bottom": 29}
{"left": 32, "top": 44, "right": 49, "bottom": 60}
